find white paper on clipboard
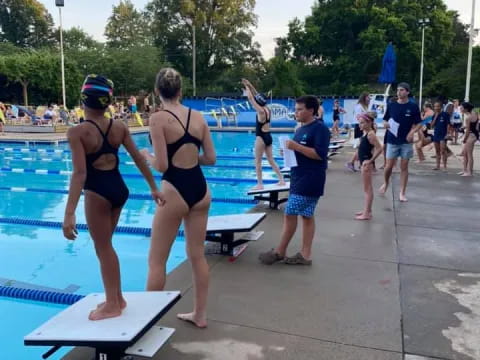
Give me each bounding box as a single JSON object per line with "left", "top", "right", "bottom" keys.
{"left": 388, "top": 118, "right": 399, "bottom": 137}
{"left": 279, "top": 136, "right": 298, "bottom": 168}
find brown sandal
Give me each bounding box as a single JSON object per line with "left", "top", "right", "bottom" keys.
{"left": 258, "top": 249, "right": 284, "bottom": 265}
{"left": 284, "top": 252, "right": 312, "bottom": 265}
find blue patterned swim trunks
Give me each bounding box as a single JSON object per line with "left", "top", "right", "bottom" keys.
{"left": 285, "top": 194, "right": 319, "bottom": 218}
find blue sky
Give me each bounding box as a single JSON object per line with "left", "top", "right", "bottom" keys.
{"left": 41, "top": 0, "right": 478, "bottom": 59}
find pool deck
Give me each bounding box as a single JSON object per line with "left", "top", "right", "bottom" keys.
{"left": 63, "top": 140, "right": 480, "bottom": 360}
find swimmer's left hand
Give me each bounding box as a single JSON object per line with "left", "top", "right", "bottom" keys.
{"left": 140, "top": 148, "right": 151, "bottom": 160}
{"left": 62, "top": 214, "right": 77, "bottom": 241}
{"left": 152, "top": 190, "right": 166, "bottom": 206}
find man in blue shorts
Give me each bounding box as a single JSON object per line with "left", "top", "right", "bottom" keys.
{"left": 259, "top": 95, "right": 330, "bottom": 265}
{"left": 379, "top": 82, "right": 422, "bottom": 202}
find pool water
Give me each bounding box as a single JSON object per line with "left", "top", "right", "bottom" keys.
{"left": 0, "top": 131, "right": 287, "bottom": 359}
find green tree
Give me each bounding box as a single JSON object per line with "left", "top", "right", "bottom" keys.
{"left": 146, "top": 0, "right": 258, "bottom": 91}
{"left": 262, "top": 57, "right": 304, "bottom": 96}
{"left": 105, "top": 0, "right": 151, "bottom": 49}
{"left": 0, "top": 50, "right": 82, "bottom": 106}
{"left": 280, "top": 0, "right": 468, "bottom": 95}
{"left": 0, "top": 0, "right": 55, "bottom": 48}
{"left": 55, "top": 27, "right": 102, "bottom": 51}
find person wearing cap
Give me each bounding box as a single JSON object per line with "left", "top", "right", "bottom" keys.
{"left": 379, "top": 82, "right": 422, "bottom": 202}
{"left": 62, "top": 74, "right": 165, "bottom": 321}
{"left": 242, "top": 78, "right": 285, "bottom": 190}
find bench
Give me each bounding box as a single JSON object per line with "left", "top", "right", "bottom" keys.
{"left": 24, "top": 291, "right": 181, "bottom": 360}
{"left": 205, "top": 213, "right": 266, "bottom": 259}
{"left": 247, "top": 183, "right": 290, "bottom": 209}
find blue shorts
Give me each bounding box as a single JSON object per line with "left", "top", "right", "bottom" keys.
{"left": 285, "top": 194, "right": 319, "bottom": 218}
{"left": 386, "top": 143, "right": 414, "bottom": 160}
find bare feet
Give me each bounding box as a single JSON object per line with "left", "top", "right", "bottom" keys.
{"left": 461, "top": 173, "right": 473, "bottom": 177}
{"left": 251, "top": 184, "right": 264, "bottom": 191}
{"left": 355, "top": 211, "right": 364, "bottom": 216}
{"left": 399, "top": 193, "right": 408, "bottom": 202}
{"left": 379, "top": 183, "right": 388, "bottom": 195}
{"left": 97, "top": 298, "right": 127, "bottom": 310}
{"left": 355, "top": 213, "right": 372, "bottom": 220}
{"left": 89, "top": 302, "right": 123, "bottom": 321}
{"left": 276, "top": 181, "right": 286, "bottom": 186}
{"left": 177, "top": 312, "right": 207, "bottom": 328}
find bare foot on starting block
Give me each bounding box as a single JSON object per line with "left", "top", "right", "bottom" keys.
{"left": 96, "top": 298, "right": 127, "bottom": 310}
{"left": 276, "top": 181, "right": 286, "bottom": 186}
{"left": 251, "top": 184, "right": 264, "bottom": 191}
{"left": 89, "top": 302, "right": 123, "bottom": 321}
{"left": 177, "top": 312, "right": 207, "bottom": 328}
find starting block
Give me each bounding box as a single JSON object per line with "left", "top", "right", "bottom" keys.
{"left": 205, "top": 213, "right": 266, "bottom": 258}
{"left": 247, "top": 183, "right": 290, "bottom": 209}
{"left": 24, "top": 291, "right": 181, "bottom": 360}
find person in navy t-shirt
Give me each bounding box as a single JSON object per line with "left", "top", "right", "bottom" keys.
{"left": 379, "top": 82, "right": 422, "bottom": 202}
{"left": 259, "top": 95, "right": 330, "bottom": 266}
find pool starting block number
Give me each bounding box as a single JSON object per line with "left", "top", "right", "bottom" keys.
{"left": 24, "top": 291, "right": 181, "bottom": 360}
{"left": 205, "top": 213, "right": 266, "bottom": 258}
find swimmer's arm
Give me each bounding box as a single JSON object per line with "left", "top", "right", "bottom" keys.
{"left": 146, "top": 116, "right": 169, "bottom": 172}
{"left": 368, "top": 132, "right": 383, "bottom": 161}
{"left": 122, "top": 124, "right": 158, "bottom": 192}
{"left": 64, "top": 127, "right": 86, "bottom": 216}
{"left": 463, "top": 116, "right": 471, "bottom": 142}
{"left": 242, "top": 79, "right": 264, "bottom": 114}
{"left": 199, "top": 122, "right": 216, "bottom": 165}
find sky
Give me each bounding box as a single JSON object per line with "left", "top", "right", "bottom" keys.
{"left": 41, "top": 0, "right": 479, "bottom": 59}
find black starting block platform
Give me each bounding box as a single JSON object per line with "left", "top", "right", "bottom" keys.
{"left": 247, "top": 183, "right": 290, "bottom": 209}
{"left": 205, "top": 213, "right": 266, "bottom": 258}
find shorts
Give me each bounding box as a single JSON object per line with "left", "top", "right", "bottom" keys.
{"left": 452, "top": 123, "right": 462, "bottom": 129}
{"left": 285, "top": 194, "right": 319, "bottom": 218}
{"left": 386, "top": 143, "right": 414, "bottom": 160}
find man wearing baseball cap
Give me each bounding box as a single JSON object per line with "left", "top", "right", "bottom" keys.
{"left": 379, "top": 82, "right": 422, "bottom": 202}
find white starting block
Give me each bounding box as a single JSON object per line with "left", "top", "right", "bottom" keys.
{"left": 247, "top": 183, "right": 290, "bottom": 209}
{"left": 24, "top": 291, "right": 181, "bottom": 360}
{"left": 205, "top": 213, "right": 266, "bottom": 257}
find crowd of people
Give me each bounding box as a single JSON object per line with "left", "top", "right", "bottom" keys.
{"left": 58, "top": 69, "right": 477, "bottom": 329}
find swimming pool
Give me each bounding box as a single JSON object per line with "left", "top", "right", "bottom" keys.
{"left": 0, "top": 131, "right": 287, "bottom": 359}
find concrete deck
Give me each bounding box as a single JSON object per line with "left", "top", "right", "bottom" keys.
{"left": 63, "top": 142, "right": 480, "bottom": 360}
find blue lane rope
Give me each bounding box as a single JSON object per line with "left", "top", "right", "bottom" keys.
{"left": 0, "top": 147, "right": 283, "bottom": 161}
{"left": 0, "top": 217, "right": 175, "bottom": 237}
{"left": 0, "top": 187, "right": 257, "bottom": 204}
{"left": 0, "top": 285, "right": 84, "bottom": 305}
{"left": 1, "top": 156, "right": 281, "bottom": 171}
{"left": 0, "top": 167, "right": 278, "bottom": 184}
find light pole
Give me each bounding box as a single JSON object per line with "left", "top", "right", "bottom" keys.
{"left": 465, "top": 0, "right": 476, "bottom": 102}
{"left": 56, "top": 0, "right": 66, "bottom": 108}
{"left": 418, "top": 18, "right": 430, "bottom": 108}
{"left": 192, "top": 23, "right": 196, "bottom": 96}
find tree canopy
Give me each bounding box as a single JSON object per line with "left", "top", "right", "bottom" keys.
{"left": 0, "top": 0, "right": 478, "bottom": 105}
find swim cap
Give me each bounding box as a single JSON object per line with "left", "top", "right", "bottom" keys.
{"left": 254, "top": 93, "right": 268, "bottom": 107}
{"left": 81, "top": 74, "right": 114, "bottom": 110}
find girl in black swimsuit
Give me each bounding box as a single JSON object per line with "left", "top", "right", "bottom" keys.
{"left": 242, "top": 78, "right": 285, "bottom": 190}
{"left": 63, "top": 75, "right": 164, "bottom": 321}
{"left": 142, "top": 68, "right": 216, "bottom": 328}
{"left": 460, "top": 102, "right": 479, "bottom": 177}
{"left": 355, "top": 112, "right": 383, "bottom": 221}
